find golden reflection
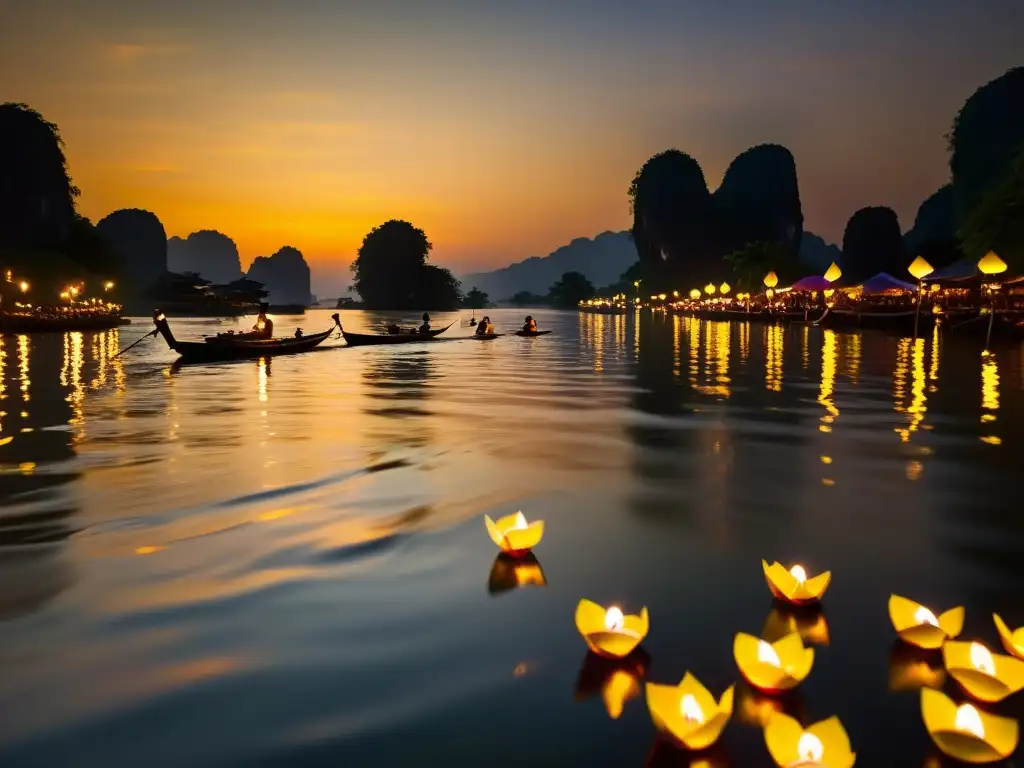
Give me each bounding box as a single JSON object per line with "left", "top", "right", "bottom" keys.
{"left": 594, "top": 313, "right": 604, "bottom": 373}
{"left": 906, "top": 460, "right": 923, "bottom": 481}
{"left": 801, "top": 325, "right": 809, "bottom": 370}
{"left": 644, "top": 738, "right": 730, "bottom": 768}
{"left": 672, "top": 315, "right": 682, "bottom": 379}
{"left": 980, "top": 353, "right": 1000, "bottom": 445}
{"left": 135, "top": 545, "right": 166, "bottom": 555}
{"left": 893, "top": 337, "right": 910, "bottom": 417}
{"left": 842, "top": 332, "right": 861, "bottom": 384}
{"left": 0, "top": 335, "right": 6, "bottom": 433}
{"left": 574, "top": 649, "right": 650, "bottom": 720}
{"left": 765, "top": 325, "right": 783, "bottom": 392}
{"left": 17, "top": 334, "right": 30, "bottom": 405}
{"left": 614, "top": 313, "right": 625, "bottom": 353}
{"left": 927, "top": 324, "right": 940, "bottom": 392}
{"left": 258, "top": 357, "right": 270, "bottom": 403}
{"left": 488, "top": 553, "right": 547, "bottom": 595}
{"left": 736, "top": 683, "right": 805, "bottom": 728}
{"left": 713, "top": 321, "right": 731, "bottom": 398}
{"left": 68, "top": 332, "right": 86, "bottom": 431}
{"left": 109, "top": 330, "right": 126, "bottom": 392}
{"left": 818, "top": 330, "right": 838, "bottom": 428}
{"left": 762, "top": 606, "right": 831, "bottom": 646}
{"left": 896, "top": 338, "right": 927, "bottom": 442}
{"left": 688, "top": 316, "right": 700, "bottom": 388}
{"left": 739, "top": 321, "right": 750, "bottom": 364}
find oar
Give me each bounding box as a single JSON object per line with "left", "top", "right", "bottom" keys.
{"left": 114, "top": 328, "right": 159, "bottom": 358}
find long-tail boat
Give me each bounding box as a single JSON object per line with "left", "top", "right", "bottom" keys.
{"left": 341, "top": 321, "right": 455, "bottom": 346}
{"left": 152, "top": 310, "right": 340, "bottom": 363}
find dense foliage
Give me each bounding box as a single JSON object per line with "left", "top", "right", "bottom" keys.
{"left": 958, "top": 146, "right": 1024, "bottom": 269}
{"left": 724, "top": 241, "right": 802, "bottom": 291}
{"left": 462, "top": 287, "right": 490, "bottom": 308}
{"left": 548, "top": 271, "right": 595, "bottom": 308}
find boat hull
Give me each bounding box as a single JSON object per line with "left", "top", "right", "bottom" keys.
{"left": 173, "top": 329, "right": 334, "bottom": 362}
{"left": 515, "top": 330, "right": 552, "bottom": 337}
{"left": 341, "top": 322, "right": 454, "bottom": 347}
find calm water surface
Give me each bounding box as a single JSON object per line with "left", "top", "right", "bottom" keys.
{"left": 0, "top": 309, "right": 1022, "bottom": 767}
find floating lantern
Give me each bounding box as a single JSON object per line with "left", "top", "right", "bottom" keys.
{"left": 483, "top": 511, "right": 544, "bottom": 557}
{"left": 576, "top": 599, "right": 649, "bottom": 659}
{"left": 764, "top": 712, "right": 856, "bottom": 768}
{"left": 487, "top": 553, "right": 547, "bottom": 595}
{"left": 994, "top": 614, "right": 1024, "bottom": 660}
{"left": 921, "top": 688, "right": 1018, "bottom": 764}
{"left": 943, "top": 641, "right": 1024, "bottom": 703}
{"left": 978, "top": 251, "right": 1008, "bottom": 276}
{"left": 762, "top": 560, "right": 832, "bottom": 605}
{"left": 823, "top": 262, "right": 842, "bottom": 283}
{"left": 575, "top": 649, "right": 649, "bottom": 720}
{"left": 689, "top": 289, "right": 701, "bottom": 300}
{"left": 762, "top": 606, "right": 830, "bottom": 646}
{"left": 733, "top": 631, "right": 814, "bottom": 693}
{"left": 646, "top": 673, "right": 734, "bottom": 750}
{"left": 889, "top": 594, "right": 964, "bottom": 649}
{"left": 764, "top": 272, "right": 779, "bottom": 289}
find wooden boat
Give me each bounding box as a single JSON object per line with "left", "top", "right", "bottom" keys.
{"left": 152, "top": 310, "right": 339, "bottom": 363}
{"left": 341, "top": 321, "right": 454, "bottom": 347}
{"left": 472, "top": 332, "right": 504, "bottom": 340}
{"left": 515, "top": 329, "right": 552, "bottom": 337}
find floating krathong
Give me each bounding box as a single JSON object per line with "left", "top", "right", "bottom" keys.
{"left": 576, "top": 599, "right": 649, "bottom": 659}
{"left": 943, "top": 640, "right": 1024, "bottom": 703}
{"left": 889, "top": 594, "right": 964, "bottom": 649}
{"left": 764, "top": 712, "right": 856, "bottom": 768}
{"left": 487, "top": 553, "right": 547, "bottom": 595}
{"left": 994, "top": 614, "right": 1024, "bottom": 660}
{"left": 646, "top": 673, "right": 734, "bottom": 750}
{"left": 733, "top": 631, "right": 814, "bottom": 693}
{"left": 575, "top": 649, "right": 650, "bottom": 720}
{"left": 921, "top": 688, "right": 1019, "bottom": 764}
{"left": 762, "top": 606, "right": 830, "bottom": 647}
{"left": 762, "top": 560, "right": 831, "bottom": 605}
{"left": 484, "top": 511, "right": 544, "bottom": 557}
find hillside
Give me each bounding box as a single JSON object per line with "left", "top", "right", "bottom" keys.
{"left": 459, "top": 231, "right": 638, "bottom": 300}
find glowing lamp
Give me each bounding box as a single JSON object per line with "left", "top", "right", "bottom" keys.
{"left": 978, "top": 251, "right": 1008, "bottom": 276}
{"left": 18, "top": 280, "right": 28, "bottom": 293}
{"left": 733, "top": 631, "right": 814, "bottom": 693}
{"left": 823, "top": 262, "right": 842, "bottom": 283}
{"left": 994, "top": 614, "right": 1024, "bottom": 660}
{"left": 69, "top": 286, "right": 79, "bottom": 297}
{"left": 634, "top": 280, "right": 640, "bottom": 288}
{"left": 484, "top": 511, "right": 544, "bottom": 557}
{"left": 921, "top": 688, "right": 1018, "bottom": 764}
{"left": 646, "top": 672, "right": 734, "bottom": 750}
{"left": 720, "top": 282, "right": 731, "bottom": 295}
{"left": 762, "top": 560, "right": 832, "bottom": 605}
{"left": 764, "top": 272, "right": 779, "bottom": 289}
{"left": 689, "top": 289, "right": 701, "bottom": 300}
{"left": 104, "top": 281, "right": 115, "bottom": 291}
{"left": 908, "top": 256, "right": 934, "bottom": 281}
{"left": 658, "top": 293, "right": 667, "bottom": 301}
{"left": 575, "top": 599, "right": 649, "bottom": 659}
{"left": 942, "top": 640, "right": 1024, "bottom": 703}
{"left": 889, "top": 594, "right": 964, "bottom": 649}
{"left": 764, "top": 712, "right": 856, "bottom": 768}
{"left": 704, "top": 283, "right": 716, "bottom": 295}
{"left": 673, "top": 290, "right": 679, "bottom": 298}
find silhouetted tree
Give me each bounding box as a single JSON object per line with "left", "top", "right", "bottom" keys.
{"left": 247, "top": 245, "right": 311, "bottom": 305}
{"left": 168, "top": 230, "right": 243, "bottom": 284}
{"left": 903, "top": 185, "right": 962, "bottom": 269}
{"left": 413, "top": 264, "right": 462, "bottom": 310}
{"left": 463, "top": 286, "right": 490, "bottom": 308}
{"left": 725, "top": 241, "right": 801, "bottom": 291}
{"left": 597, "top": 260, "right": 645, "bottom": 297}
{"left": 0, "top": 102, "right": 79, "bottom": 249}
{"left": 949, "top": 67, "right": 1024, "bottom": 223}
{"left": 95, "top": 208, "right": 168, "bottom": 293}
{"left": 548, "top": 271, "right": 595, "bottom": 308}
{"left": 841, "top": 207, "right": 907, "bottom": 282}
{"left": 352, "top": 220, "right": 431, "bottom": 309}
{"left": 959, "top": 146, "right": 1024, "bottom": 269}
{"left": 508, "top": 290, "right": 549, "bottom": 306}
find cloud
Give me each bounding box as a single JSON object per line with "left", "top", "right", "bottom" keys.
{"left": 101, "top": 42, "right": 183, "bottom": 64}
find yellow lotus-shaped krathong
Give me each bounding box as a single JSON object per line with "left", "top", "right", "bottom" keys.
{"left": 994, "top": 614, "right": 1024, "bottom": 660}
{"left": 889, "top": 594, "right": 964, "bottom": 649}
{"left": 765, "top": 712, "right": 856, "bottom": 768}
{"left": 921, "top": 688, "right": 1019, "bottom": 764}
{"left": 646, "top": 673, "right": 734, "bottom": 750}
{"left": 484, "top": 511, "right": 544, "bottom": 556}
{"left": 762, "top": 560, "right": 831, "bottom": 605}
{"left": 733, "top": 631, "right": 814, "bottom": 693}
{"left": 943, "top": 640, "right": 1024, "bottom": 703}
{"left": 576, "top": 599, "right": 649, "bottom": 659}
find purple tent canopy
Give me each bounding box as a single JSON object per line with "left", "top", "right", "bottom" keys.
{"left": 859, "top": 272, "right": 917, "bottom": 294}
{"left": 789, "top": 275, "right": 831, "bottom": 292}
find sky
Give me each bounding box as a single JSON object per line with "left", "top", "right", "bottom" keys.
{"left": 2, "top": 0, "right": 1022, "bottom": 296}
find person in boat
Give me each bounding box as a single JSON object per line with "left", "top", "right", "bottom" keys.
{"left": 250, "top": 303, "right": 274, "bottom": 339}
{"left": 475, "top": 316, "right": 493, "bottom": 335}
{"left": 523, "top": 315, "right": 537, "bottom": 333}
{"left": 418, "top": 312, "right": 431, "bottom": 334}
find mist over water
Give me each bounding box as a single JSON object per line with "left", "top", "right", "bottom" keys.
{"left": 0, "top": 309, "right": 1021, "bottom": 766}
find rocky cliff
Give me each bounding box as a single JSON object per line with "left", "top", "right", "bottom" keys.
{"left": 167, "top": 230, "right": 243, "bottom": 284}
{"left": 841, "top": 207, "right": 906, "bottom": 282}
{"left": 95, "top": 208, "right": 167, "bottom": 293}
{"left": 245, "top": 246, "right": 312, "bottom": 306}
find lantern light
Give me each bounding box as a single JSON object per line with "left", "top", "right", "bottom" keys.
{"left": 764, "top": 271, "right": 779, "bottom": 289}
{"left": 908, "top": 256, "right": 934, "bottom": 281}
{"left": 978, "top": 251, "right": 1008, "bottom": 276}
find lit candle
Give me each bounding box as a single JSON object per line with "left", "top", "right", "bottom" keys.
{"left": 921, "top": 688, "right": 1018, "bottom": 764}
{"left": 576, "top": 599, "right": 649, "bottom": 659}
{"left": 646, "top": 672, "right": 733, "bottom": 751}
{"left": 943, "top": 640, "right": 1024, "bottom": 703}
{"left": 890, "top": 594, "right": 964, "bottom": 649}
{"left": 763, "top": 560, "right": 831, "bottom": 605}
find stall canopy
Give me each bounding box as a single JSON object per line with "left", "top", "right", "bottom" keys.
{"left": 789, "top": 275, "right": 831, "bottom": 292}
{"left": 858, "top": 272, "right": 917, "bottom": 295}
{"left": 922, "top": 257, "right": 979, "bottom": 282}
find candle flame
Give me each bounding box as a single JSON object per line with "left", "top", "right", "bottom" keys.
{"left": 757, "top": 639, "right": 781, "bottom": 668}
{"left": 797, "top": 732, "right": 824, "bottom": 762}
{"left": 680, "top": 693, "right": 704, "bottom": 724}
{"left": 790, "top": 564, "right": 807, "bottom": 584}
{"left": 955, "top": 703, "right": 985, "bottom": 739}
{"left": 605, "top": 606, "right": 625, "bottom": 632}
{"left": 970, "top": 642, "right": 995, "bottom": 675}
{"left": 914, "top": 606, "right": 939, "bottom": 627}
{"left": 511, "top": 512, "right": 528, "bottom": 530}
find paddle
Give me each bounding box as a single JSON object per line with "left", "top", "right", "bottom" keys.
{"left": 114, "top": 328, "right": 159, "bottom": 357}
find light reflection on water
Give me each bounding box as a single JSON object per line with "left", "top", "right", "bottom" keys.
{"left": 0, "top": 309, "right": 1022, "bottom": 766}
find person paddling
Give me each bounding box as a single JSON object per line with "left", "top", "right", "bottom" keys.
{"left": 252, "top": 302, "right": 274, "bottom": 339}
{"left": 523, "top": 315, "right": 537, "bottom": 333}
{"left": 475, "top": 316, "right": 494, "bottom": 336}
{"left": 418, "top": 312, "right": 431, "bottom": 333}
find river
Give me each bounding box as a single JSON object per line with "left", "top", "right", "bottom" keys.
{"left": 0, "top": 308, "right": 1021, "bottom": 766}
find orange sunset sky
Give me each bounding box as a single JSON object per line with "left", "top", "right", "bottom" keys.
{"left": 2, "top": 0, "right": 1022, "bottom": 295}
